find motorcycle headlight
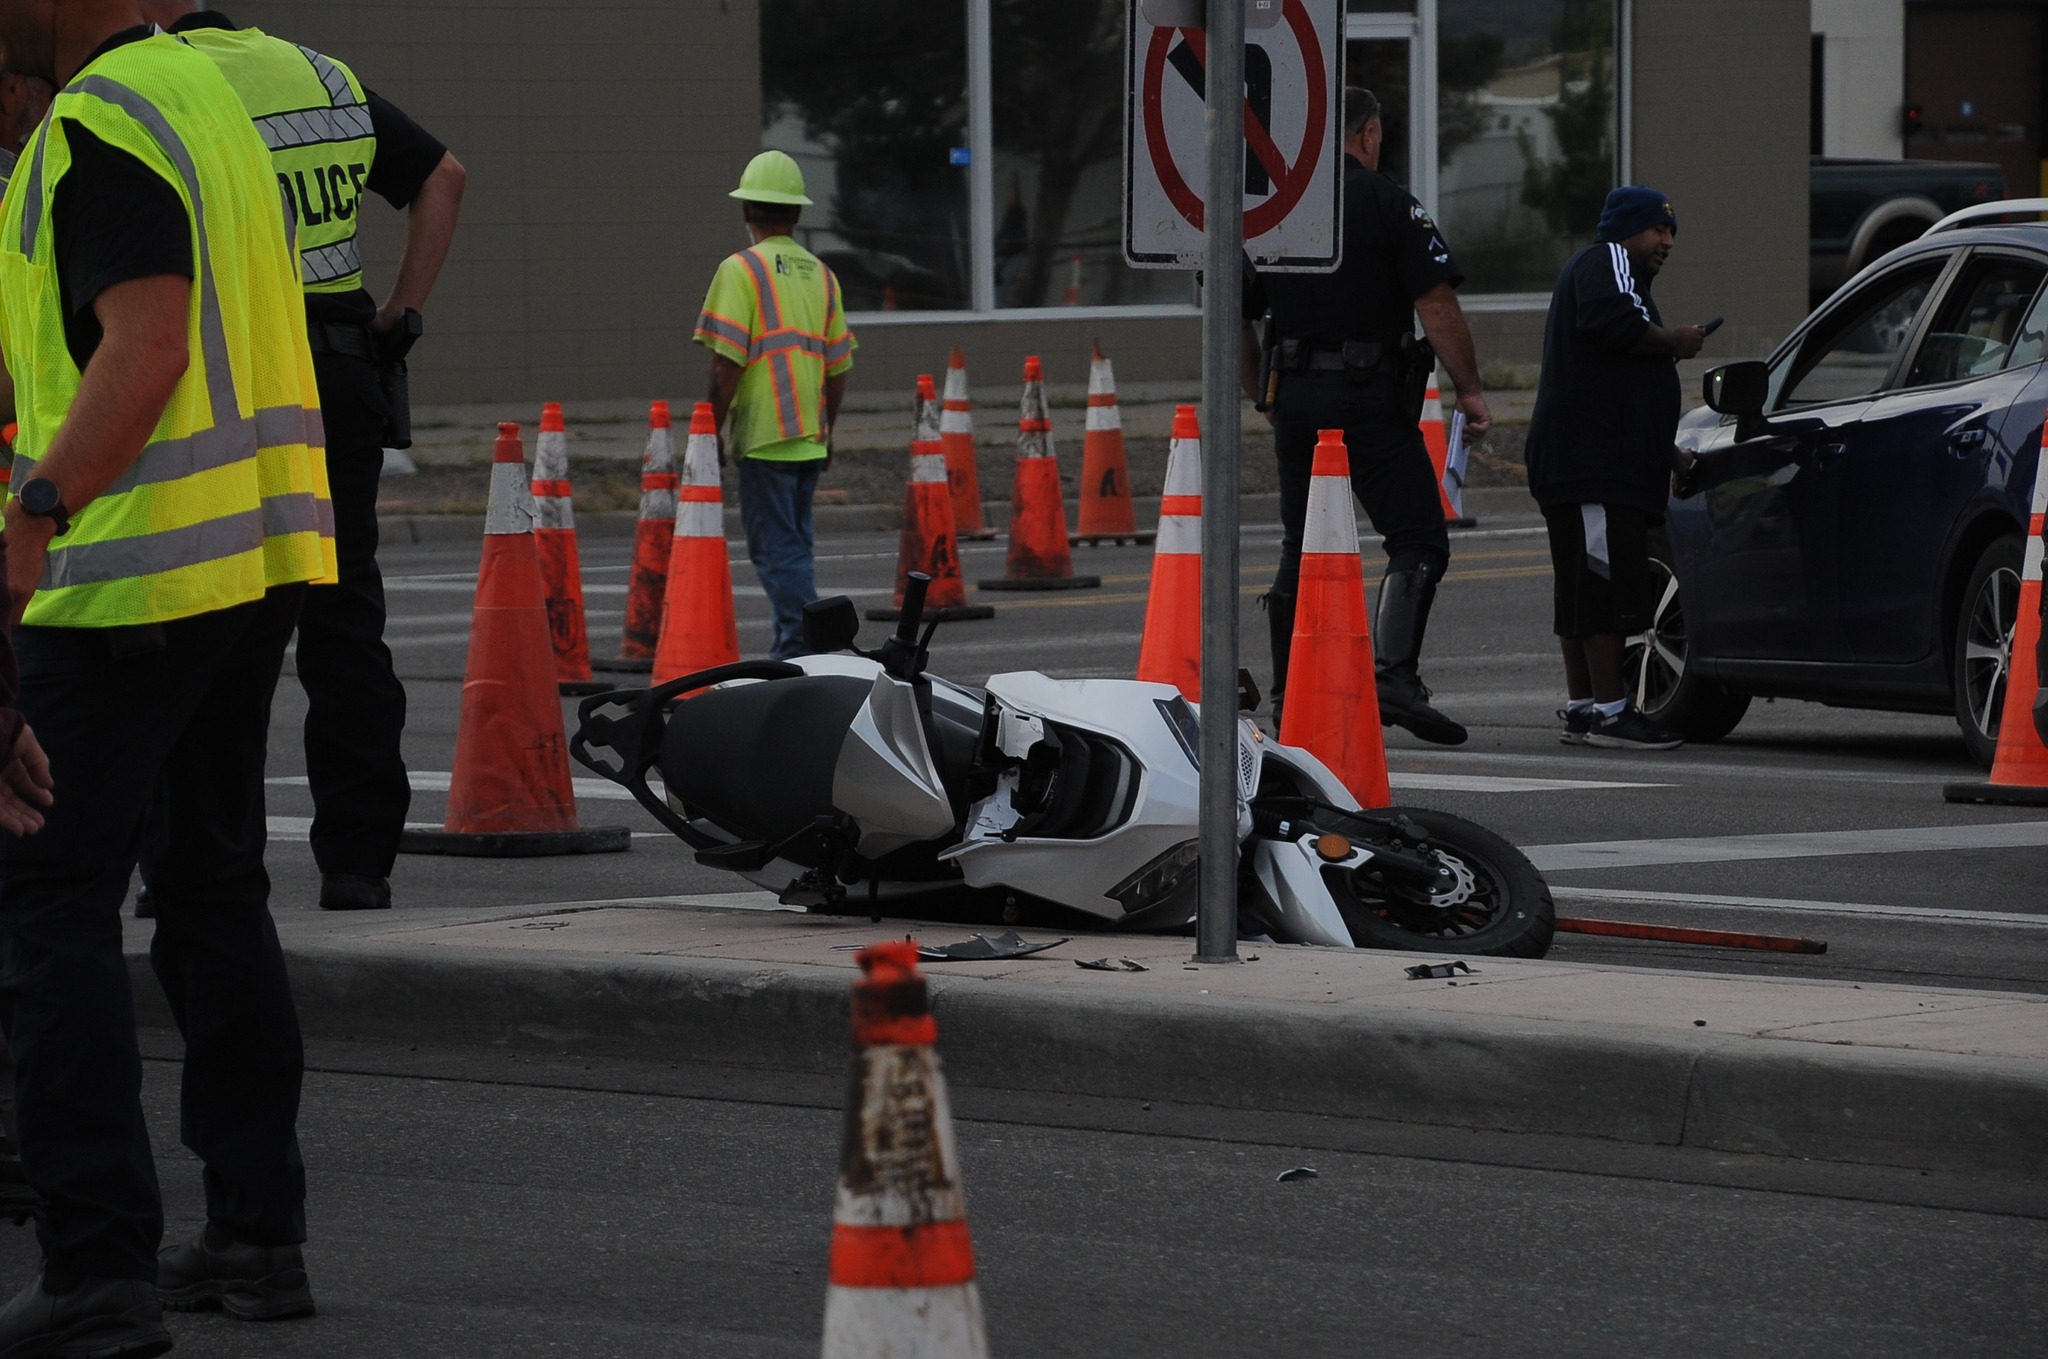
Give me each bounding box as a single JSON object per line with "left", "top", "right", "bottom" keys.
{"left": 1109, "top": 839, "right": 1201, "bottom": 915}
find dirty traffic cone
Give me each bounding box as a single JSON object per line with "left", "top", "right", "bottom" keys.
{"left": 1945, "top": 436, "right": 2048, "bottom": 806}
{"left": 651, "top": 402, "right": 741, "bottom": 685}
{"left": 531, "top": 403, "right": 604, "bottom": 697}
{"left": 1419, "top": 373, "right": 1475, "bottom": 529}
{"left": 941, "top": 349, "right": 995, "bottom": 541}
{"left": 868, "top": 376, "right": 994, "bottom": 624}
{"left": 979, "top": 356, "right": 1100, "bottom": 592}
{"left": 1278, "top": 430, "right": 1394, "bottom": 807}
{"left": 399, "top": 424, "right": 630, "bottom": 857}
{"left": 1135, "top": 405, "right": 1203, "bottom": 701}
{"left": 594, "top": 401, "right": 677, "bottom": 673}
{"left": 1072, "top": 342, "right": 1150, "bottom": 547}
{"left": 822, "top": 942, "right": 990, "bottom": 1359}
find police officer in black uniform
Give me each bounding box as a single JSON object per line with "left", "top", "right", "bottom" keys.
{"left": 1258, "top": 87, "right": 1491, "bottom": 745}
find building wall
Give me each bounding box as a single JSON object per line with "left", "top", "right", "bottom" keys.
{"left": 1812, "top": 0, "right": 1906, "bottom": 159}
{"left": 230, "top": 0, "right": 762, "bottom": 408}
{"left": 1630, "top": 0, "right": 1811, "bottom": 364}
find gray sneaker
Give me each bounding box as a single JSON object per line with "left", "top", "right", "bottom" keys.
{"left": 1586, "top": 704, "right": 1684, "bottom": 751}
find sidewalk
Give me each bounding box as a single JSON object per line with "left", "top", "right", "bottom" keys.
{"left": 123, "top": 891, "right": 2048, "bottom": 1182}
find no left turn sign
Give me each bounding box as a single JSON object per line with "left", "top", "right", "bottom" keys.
{"left": 1123, "top": 0, "right": 1342, "bottom": 272}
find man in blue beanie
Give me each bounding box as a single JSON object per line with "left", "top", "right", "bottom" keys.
{"left": 1526, "top": 186, "right": 1710, "bottom": 750}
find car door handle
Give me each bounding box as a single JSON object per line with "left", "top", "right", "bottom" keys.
{"left": 1815, "top": 441, "right": 1848, "bottom": 466}
{"left": 1945, "top": 428, "right": 1988, "bottom": 457}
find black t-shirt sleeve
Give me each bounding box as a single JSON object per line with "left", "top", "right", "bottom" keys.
{"left": 362, "top": 90, "right": 447, "bottom": 210}
{"left": 1387, "top": 190, "right": 1463, "bottom": 301}
{"left": 1241, "top": 252, "right": 1268, "bottom": 320}
{"left": 52, "top": 120, "right": 194, "bottom": 370}
{"left": 1572, "top": 242, "right": 1654, "bottom": 350}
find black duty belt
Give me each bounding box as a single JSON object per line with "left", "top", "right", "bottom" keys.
{"left": 307, "top": 321, "right": 376, "bottom": 363}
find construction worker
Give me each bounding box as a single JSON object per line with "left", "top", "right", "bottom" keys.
{"left": 0, "top": 3, "right": 336, "bottom": 1350}
{"left": 133, "top": 1, "right": 466, "bottom": 914}
{"left": 1257, "top": 86, "right": 1492, "bottom": 746}
{"left": 695, "top": 151, "right": 855, "bottom": 659}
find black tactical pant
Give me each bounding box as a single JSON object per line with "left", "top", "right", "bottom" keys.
{"left": 1271, "top": 370, "right": 1450, "bottom": 595}
{"left": 0, "top": 588, "right": 309, "bottom": 1280}
{"left": 299, "top": 350, "right": 410, "bottom": 878}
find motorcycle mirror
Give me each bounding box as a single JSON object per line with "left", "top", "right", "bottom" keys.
{"left": 802, "top": 596, "right": 861, "bottom": 653}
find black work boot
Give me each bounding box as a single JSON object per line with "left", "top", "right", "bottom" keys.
{"left": 1263, "top": 589, "right": 1296, "bottom": 732}
{"left": 157, "top": 1224, "right": 315, "bottom": 1322}
{"left": 318, "top": 874, "right": 390, "bottom": 912}
{"left": 1373, "top": 568, "right": 1468, "bottom": 746}
{"left": 0, "top": 1272, "right": 171, "bottom": 1358}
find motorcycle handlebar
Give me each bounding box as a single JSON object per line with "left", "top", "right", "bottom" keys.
{"left": 896, "top": 572, "right": 930, "bottom": 645}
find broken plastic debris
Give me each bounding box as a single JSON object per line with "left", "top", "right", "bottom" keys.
{"left": 1275, "top": 1167, "right": 1320, "bottom": 1183}
{"left": 917, "top": 929, "right": 1069, "bottom": 962}
{"left": 1405, "top": 961, "right": 1475, "bottom": 980}
{"left": 1077, "top": 957, "right": 1151, "bottom": 972}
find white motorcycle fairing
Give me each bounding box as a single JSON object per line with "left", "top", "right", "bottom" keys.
{"left": 832, "top": 671, "right": 954, "bottom": 857}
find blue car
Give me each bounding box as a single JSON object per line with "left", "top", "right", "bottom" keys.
{"left": 1640, "top": 207, "right": 2048, "bottom": 765}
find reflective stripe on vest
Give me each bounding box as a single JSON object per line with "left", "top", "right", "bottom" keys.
{"left": 0, "top": 38, "right": 334, "bottom": 626}
{"left": 174, "top": 27, "right": 377, "bottom": 296}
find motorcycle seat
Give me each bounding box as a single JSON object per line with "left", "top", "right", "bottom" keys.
{"left": 663, "top": 675, "right": 873, "bottom": 845}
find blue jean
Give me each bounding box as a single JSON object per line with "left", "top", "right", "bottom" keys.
{"left": 739, "top": 455, "right": 823, "bottom": 659}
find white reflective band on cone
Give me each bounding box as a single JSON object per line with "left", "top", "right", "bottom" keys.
{"left": 914, "top": 399, "right": 941, "bottom": 447}
{"left": 1084, "top": 403, "right": 1121, "bottom": 433}
{"left": 1163, "top": 439, "right": 1201, "bottom": 497}
{"left": 682, "top": 434, "right": 720, "bottom": 488}
{"left": 821, "top": 1285, "right": 989, "bottom": 1359}
{"left": 1156, "top": 515, "right": 1201, "bottom": 555}
{"left": 485, "top": 462, "right": 537, "bottom": 536}
{"left": 910, "top": 453, "right": 948, "bottom": 485}
{"left": 2032, "top": 457, "right": 2048, "bottom": 515}
{"left": 676, "top": 502, "right": 722, "bottom": 538}
{"left": 533, "top": 429, "right": 570, "bottom": 481}
{"left": 645, "top": 425, "right": 675, "bottom": 473}
{"left": 1302, "top": 474, "right": 1360, "bottom": 554}
{"left": 533, "top": 496, "right": 573, "bottom": 531}
{"left": 940, "top": 409, "right": 972, "bottom": 435}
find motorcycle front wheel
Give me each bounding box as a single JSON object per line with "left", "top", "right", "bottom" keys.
{"left": 1325, "top": 806, "right": 1555, "bottom": 959}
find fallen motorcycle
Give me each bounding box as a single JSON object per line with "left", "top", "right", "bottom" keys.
{"left": 571, "top": 574, "right": 1554, "bottom": 957}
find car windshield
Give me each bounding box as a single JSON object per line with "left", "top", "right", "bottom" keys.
{"left": 1778, "top": 261, "right": 1944, "bottom": 408}
{"left": 1904, "top": 255, "right": 2048, "bottom": 386}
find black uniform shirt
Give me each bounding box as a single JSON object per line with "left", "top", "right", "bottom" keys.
{"left": 1262, "top": 157, "right": 1463, "bottom": 346}
{"left": 169, "top": 11, "right": 450, "bottom": 327}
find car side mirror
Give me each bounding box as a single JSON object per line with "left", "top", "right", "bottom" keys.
{"left": 1702, "top": 361, "right": 1768, "bottom": 417}
{"left": 802, "top": 596, "right": 860, "bottom": 653}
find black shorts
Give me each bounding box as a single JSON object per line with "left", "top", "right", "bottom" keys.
{"left": 1542, "top": 503, "right": 1654, "bottom": 638}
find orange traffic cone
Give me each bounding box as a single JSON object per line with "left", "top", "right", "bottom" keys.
{"left": 821, "top": 942, "right": 989, "bottom": 1359}
{"left": 979, "top": 357, "right": 1100, "bottom": 592}
{"left": 869, "top": 376, "right": 994, "bottom": 624}
{"left": 941, "top": 349, "right": 995, "bottom": 541}
{"left": 651, "top": 402, "right": 741, "bottom": 685}
{"left": 1072, "top": 342, "right": 1150, "bottom": 547}
{"left": 400, "top": 424, "right": 629, "bottom": 856}
{"left": 1945, "top": 435, "right": 2048, "bottom": 806}
{"left": 1135, "top": 405, "right": 1203, "bottom": 701}
{"left": 1420, "top": 373, "right": 1476, "bottom": 528}
{"left": 1278, "top": 430, "right": 1393, "bottom": 807}
{"left": 531, "top": 403, "right": 603, "bottom": 697}
{"left": 594, "top": 401, "right": 677, "bottom": 673}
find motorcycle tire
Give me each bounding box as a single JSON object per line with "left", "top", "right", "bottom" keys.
{"left": 1325, "top": 806, "right": 1555, "bottom": 959}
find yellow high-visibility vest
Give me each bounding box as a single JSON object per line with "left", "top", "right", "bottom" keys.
{"left": 694, "top": 235, "right": 855, "bottom": 461}
{"left": 0, "top": 34, "right": 336, "bottom": 627}
{"left": 173, "top": 23, "right": 377, "bottom": 298}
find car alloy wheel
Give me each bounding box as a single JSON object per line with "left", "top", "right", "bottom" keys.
{"left": 1961, "top": 559, "right": 2020, "bottom": 746}
{"left": 1623, "top": 560, "right": 1686, "bottom": 714}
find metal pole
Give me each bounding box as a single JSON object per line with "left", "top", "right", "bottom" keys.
{"left": 967, "top": 0, "right": 996, "bottom": 312}
{"left": 1195, "top": 0, "right": 1245, "bottom": 965}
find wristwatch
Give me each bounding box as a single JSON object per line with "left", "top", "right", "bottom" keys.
{"left": 16, "top": 478, "right": 70, "bottom": 536}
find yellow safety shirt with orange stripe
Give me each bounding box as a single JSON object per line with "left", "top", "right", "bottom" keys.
{"left": 693, "top": 234, "right": 854, "bottom": 462}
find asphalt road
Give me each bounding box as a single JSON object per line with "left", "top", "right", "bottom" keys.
{"left": 0, "top": 1041, "right": 2037, "bottom": 1358}
{"left": 256, "top": 506, "right": 2048, "bottom": 994}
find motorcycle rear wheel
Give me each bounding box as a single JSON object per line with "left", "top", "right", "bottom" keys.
{"left": 1326, "top": 806, "right": 1555, "bottom": 959}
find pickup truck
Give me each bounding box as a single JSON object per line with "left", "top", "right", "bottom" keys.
{"left": 1810, "top": 156, "right": 2004, "bottom": 304}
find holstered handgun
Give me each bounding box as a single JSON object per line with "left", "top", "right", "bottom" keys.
{"left": 1399, "top": 334, "right": 1437, "bottom": 423}
{"left": 375, "top": 308, "right": 424, "bottom": 450}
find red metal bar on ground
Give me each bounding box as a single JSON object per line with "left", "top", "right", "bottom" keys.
{"left": 1555, "top": 917, "right": 1828, "bottom": 954}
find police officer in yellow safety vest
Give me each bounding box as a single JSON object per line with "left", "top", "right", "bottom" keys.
{"left": 0, "top": 4, "right": 336, "bottom": 1350}
{"left": 138, "top": 1, "right": 467, "bottom": 916}
{"left": 695, "top": 151, "right": 855, "bottom": 659}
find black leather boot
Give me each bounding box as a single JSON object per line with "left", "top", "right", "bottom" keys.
{"left": 1263, "top": 589, "right": 1296, "bottom": 730}
{"left": 1374, "top": 568, "right": 1467, "bottom": 746}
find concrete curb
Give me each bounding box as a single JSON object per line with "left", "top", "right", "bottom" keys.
{"left": 128, "top": 942, "right": 2048, "bottom": 1181}
{"left": 375, "top": 487, "right": 1539, "bottom": 548}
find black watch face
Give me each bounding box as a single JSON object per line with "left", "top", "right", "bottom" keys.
{"left": 20, "top": 480, "right": 57, "bottom": 515}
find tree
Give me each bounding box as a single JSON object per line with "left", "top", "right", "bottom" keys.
{"left": 1518, "top": 0, "right": 1612, "bottom": 239}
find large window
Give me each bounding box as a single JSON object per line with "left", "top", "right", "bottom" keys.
{"left": 1435, "top": 0, "right": 1618, "bottom": 294}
